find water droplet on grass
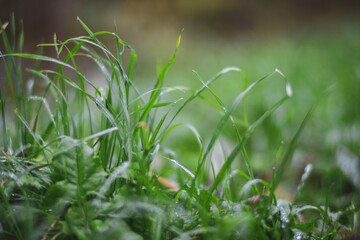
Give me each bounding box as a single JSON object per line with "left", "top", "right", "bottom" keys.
{"left": 286, "top": 82, "right": 293, "bottom": 97}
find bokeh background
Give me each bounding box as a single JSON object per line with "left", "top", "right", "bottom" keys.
{"left": 1, "top": 0, "right": 360, "bottom": 208}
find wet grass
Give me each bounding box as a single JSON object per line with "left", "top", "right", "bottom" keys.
{"left": 0, "top": 17, "right": 359, "bottom": 239}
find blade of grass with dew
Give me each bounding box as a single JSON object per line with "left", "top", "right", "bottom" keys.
{"left": 115, "top": 24, "right": 137, "bottom": 105}
{"left": 37, "top": 69, "right": 118, "bottom": 129}
{"left": 24, "top": 96, "right": 58, "bottom": 135}
{"left": 169, "top": 69, "right": 249, "bottom": 196}
{"left": 0, "top": 90, "right": 8, "bottom": 151}
{"left": 191, "top": 69, "right": 251, "bottom": 181}
{"left": 190, "top": 71, "right": 268, "bottom": 195}
{"left": 40, "top": 37, "right": 103, "bottom": 135}
{"left": 132, "top": 99, "right": 182, "bottom": 117}
{"left": 0, "top": 52, "right": 79, "bottom": 136}
{"left": 272, "top": 110, "right": 311, "bottom": 191}
{"left": 16, "top": 18, "right": 24, "bottom": 99}
{"left": 31, "top": 69, "right": 74, "bottom": 137}
{"left": 0, "top": 53, "right": 75, "bottom": 70}
{"left": 63, "top": 45, "right": 94, "bottom": 137}
{"left": 0, "top": 19, "right": 22, "bottom": 91}
{"left": 159, "top": 123, "right": 183, "bottom": 144}
{"left": 166, "top": 67, "right": 242, "bottom": 128}
{"left": 147, "top": 98, "right": 183, "bottom": 149}
{"left": 56, "top": 39, "right": 87, "bottom": 135}
{"left": 15, "top": 110, "right": 44, "bottom": 147}
{"left": 192, "top": 70, "right": 248, "bottom": 128}
{"left": 206, "top": 70, "right": 292, "bottom": 202}
{"left": 64, "top": 25, "right": 136, "bottom": 165}
{"left": 138, "top": 32, "right": 182, "bottom": 123}
{"left": 157, "top": 123, "right": 204, "bottom": 181}
{"left": 0, "top": 187, "right": 23, "bottom": 240}
{"left": 151, "top": 213, "right": 162, "bottom": 240}
{"left": 32, "top": 67, "right": 98, "bottom": 141}
{"left": 102, "top": 132, "right": 117, "bottom": 169}
{"left": 77, "top": 19, "right": 125, "bottom": 63}
{"left": 272, "top": 85, "right": 334, "bottom": 191}
{"left": 28, "top": 81, "right": 61, "bottom": 141}
{"left": 51, "top": 32, "right": 130, "bottom": 69}
{"left": 82, "top": 127, "right": 119, "bottom": 143}
{"left": 238, "top": 178, "right": 271, "bottom": 200}
{"left": 58, "top": 36, "right": 119, "bottom": 91}
{"left": 1, "top": 54, "right": 15, "bottom": 96}
{"left": 0, "top": 20, "right": 16, "bottom": 97}
{"left": 154, "top": 68, "right": 243, "bottom": 178}
{"left": 220, "top": 169, "right": 251, "bottom": 201}
{"left": 1, "top": 19, "right": 26, "bottom": 146}
{"left": 293, "top": 163, "right": 313, "bottom": 203}
{"left": 160, "top": 155, "right": 195, "bottom": 179}
{"left": 75, "top": 21, "right": 131, "bottom": 125}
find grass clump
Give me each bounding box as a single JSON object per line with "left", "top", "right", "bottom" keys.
{"left": 0, "top": 17, "right": 359, "bottom": 239}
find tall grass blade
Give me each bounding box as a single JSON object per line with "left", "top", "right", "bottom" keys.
{"left": 206, "top": 70, "right": 292, "bottom": 199}
{"left": 138, "top": 33, "right": 182, "bottom": 123}
{"left": 272, "top": 85, "right": 334, "bottom": 190}
{"left": 192, "top": 71, "right": 272, "bottom": 190}
{"left": 0, "top": 90, "right": 7, "bottom": 151}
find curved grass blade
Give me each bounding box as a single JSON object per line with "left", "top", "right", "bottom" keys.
{"left": 82, "top": 126, "right": 119, "bottom": 142}
{"left": 160, "top": 155, "right": 195, "bottom": 178}
{"left": 148, "top": 98, "right": 183, "bottom": 146}
{"left": 239, "top": 178, "right": 270, "bottom": 200}
{"left": 25, "top": 96, "right": 58, "bottom": 135}
{"left": 272, "top": 85, "right": 334, "bottom": 191}
{"left": 168, "top": 67, "right": 242, "bottom": 127}
{"left": 206, "top": 70, "right": 292, "bottom": 200}
{"left": 15, "top": 110, "right": 44, "bottom": 148}
{"left": 190, "top": 71, "right": 268, "bottom": 192}
{"left": 0, "top": 53, "right": 73, "bottom": 70}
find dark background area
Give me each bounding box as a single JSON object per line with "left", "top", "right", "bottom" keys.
{"left": 1, "top": 0, "right": 360, "bottom": 47}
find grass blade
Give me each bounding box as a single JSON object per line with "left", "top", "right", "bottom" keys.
{"left": 272, "top": 85, "right": 334, "bottom": 190}
{"left": 0, "top": 90, "right": 8, "bottom": 151}
{"left": 138, "top": 32, "right": 182, "bottom": 123}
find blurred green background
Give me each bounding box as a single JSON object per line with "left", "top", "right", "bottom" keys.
{"left": 1, "top": 0, "right": 360, "bottom": 208}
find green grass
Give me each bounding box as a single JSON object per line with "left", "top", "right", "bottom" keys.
{"left": 0, "top": 17, "right": 359, "bottom": 239}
